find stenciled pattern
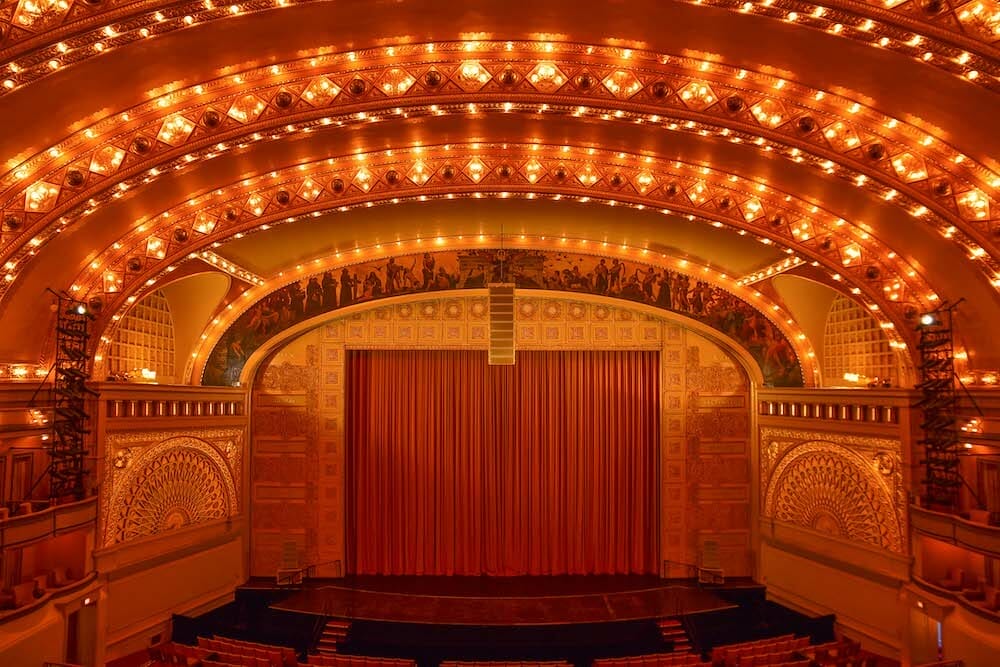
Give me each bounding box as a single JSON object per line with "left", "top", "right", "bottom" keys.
{"left": 763, "top": 440, "right": 903, "bottom": 553}
{"left": 105, "top": 435, "right": 237, "bottom": 545}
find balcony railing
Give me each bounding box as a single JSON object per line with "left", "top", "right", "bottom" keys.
{"left": 757, "top": 387, "right": 914, "bottom": 428}
{"left": 93, "top": 382, "right": 246, "bottom": 420}
{"left": 0, "top": 496, "right": 96, "bottom": 549}
{"left": 910, "top": 504, "right": 1000, "bottom": 558}
{"left": 913, "top": 575, "right": 1000, "bottom": 625}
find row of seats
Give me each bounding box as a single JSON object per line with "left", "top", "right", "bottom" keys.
{"left": 710, "top": 634, "right": 809, "bottom": 667}
{"left": 594, "top": 652, "right": 707, "bottom": 666}
{"left": 306, "top": 656, "right": 415, "bottom": 667}
{"left": 0, "top": 566, "right": 77, "bottom": 610}
{"left": 200, "top": 636, "right": 298, "bottom": 667}
{"left": 797, "top": 639, "right": 864, "bottom": 666}
{"left": 733, "top": 651, "right": 802, "bottom": 667}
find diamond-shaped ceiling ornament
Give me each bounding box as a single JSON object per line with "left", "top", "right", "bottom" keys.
{"left": 379, "top": 68, "right": 416, "bottom": 96}
{"left": 193, "top": 212, "right": 218, "bottom": 234}
{"left": 465, "top": 158, "right": 487, "bottom": 183}
{"left": 24, "top": 181, "right": 60, "bottom": 212}
{"left": 750, "top": 99, "right": 787, "bottom": 128}
{"left": 523, "top": 158, "right": 544, "bottom": 183}
{"left": 822, "top": 121, "right": 861, "bottom": 150}
{"left": 89, "top": 145, "right": 126, "bottom": 174}
{"left": 956, "top": 0, "right": 1000, "bottom": 40}
{"left": 576, "top": 163, "right": 601, "bottom": 186}
{"left": 298, "top": 179, "right": 323, "bottom": 201}
{"left": 527, "top": 62, "right": 567, "bottom": 92}
{"left": 13, "top": 0, "right": 71, "bottom": 31}
{"left": 678, "top": 82, "right": 717, "bottom": 110}
{"left": 228, "top": 94, "right": 267, "bottom": 123}
{"left": 602, "top": 70, "right": 643, "bottom": 99}
{"left": 686, "top": 181, "right": 711, "bottom": 205}
{"left": 634, "top": 171, "right": 656, "bottom": 193}
{"left": 456, "top": 61, "right": 492, "bottom": 91}
{"left": 156, "top": 116, "right": 195, "bottom": 146}
{"left": 841, "top": 243, "right": 862, "bottom": 265}
{"left": 354, "top": 167, "right": 374, "bottom": 191}
{"left": 408, "top": 160, "right": 431, "bottom": 185}
{"left": 245, "top": 194, "right": 266, "bottom": 216}
{"left": 742, "top": 197, "right": 764, "bottom": 221}
{"left": 890, "top": 152, "right": 928, "bottom": 181}
{"left": 956, "top": 189, "right": 991, "bottom": 220}
{"left": 792, "top": 220, "right": 814, "bottom": 241}
{"left": 103, "top": 271, "right": 122, "bottom": 294}
{"left": 302, "top": 77, "right": 340, "bottom": 106}
{"left": 145, "top": 236, "right": 166, "bottom": 259}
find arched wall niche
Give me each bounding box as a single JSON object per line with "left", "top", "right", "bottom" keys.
{"left": 247, "top": 291, "right": 757, "bottom": 579}
{"left": 197, "top": 247, "right": 810, "bottom": 389}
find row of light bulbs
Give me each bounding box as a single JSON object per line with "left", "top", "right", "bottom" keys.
{"left": 83, "top": 191, "right": 923, "bottom": 382}
{"left": 64, "top": 142, "right": 930, "bottom": 320}
{"left": 1, "top": 99, "right": 978, "bottom": 304}
{"left": 3, "top": 54, "right": 996, "bottom": 294}
{"left": 2, "top": 59, "right": 996, "bottom": 301}
{"left": 3, "top": 44, "right": 996, "bottom": 205}
{"left": 1, "top": 0, "right": 996, "bottom": 102}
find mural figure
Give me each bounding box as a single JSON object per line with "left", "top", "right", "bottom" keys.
{"left": 203, "top": 249, "right": 804, "bottom": 387}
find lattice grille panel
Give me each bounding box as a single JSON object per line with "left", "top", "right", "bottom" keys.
{"left": 823, "top": 295, "right": 896, "bottom": 385}
{"left": 107, "top": 289, "right": 176, "bottom": 382}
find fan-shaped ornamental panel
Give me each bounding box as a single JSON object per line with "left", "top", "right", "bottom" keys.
{"left": 763, "top": 441, "right": 902, "bottom": 553}
{"left": 106, "top": 437, "right": 237, "bottom": 545}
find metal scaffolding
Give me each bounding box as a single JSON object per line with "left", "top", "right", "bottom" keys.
{"left": 48, "top": 291, "right": 96, "bottom": 501}
{"left": 915, "top": 304, "right": 961, "bottom": 511}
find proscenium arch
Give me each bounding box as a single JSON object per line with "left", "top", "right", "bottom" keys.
{"left": 239, "top": 288, "right": 768, "bottom": 392}
{"left": 191, "top": 247, "right": 811, "bottom": 388}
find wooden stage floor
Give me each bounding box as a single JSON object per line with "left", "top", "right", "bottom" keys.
{"left": 265, "top": 576, "right": 737, "bottom": 626}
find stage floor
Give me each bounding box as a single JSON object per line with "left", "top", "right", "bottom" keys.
{"left": 266, "top": 576, "right": 737, "bottom": 626}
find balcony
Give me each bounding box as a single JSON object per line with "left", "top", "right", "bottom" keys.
{"left": 0, "top": 496, "right": 96, "bottom": 550}
{"left": 910, "top": 504, "right": 1000, "bottom": 558}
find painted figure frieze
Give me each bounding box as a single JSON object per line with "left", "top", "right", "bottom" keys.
{"left": 204, "top": 249, "right": 803, "bottom": 387}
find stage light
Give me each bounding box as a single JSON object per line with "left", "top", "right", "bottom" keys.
{"left": 920, "top": 313, "right": 938, "bottom": 326}
{"left": 75, "top": 304, "right": 87, "bottom": 315}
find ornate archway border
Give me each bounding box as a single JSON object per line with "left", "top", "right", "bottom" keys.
{"left": 0, "top": 5, "right": 996, "bottom": 99}
{"left": 1, "top": 46, "right": 996, "bottom": 308}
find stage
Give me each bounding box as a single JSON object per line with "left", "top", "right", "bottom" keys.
{"left": 263, "top": 576, "right": 739, "bottom": 626}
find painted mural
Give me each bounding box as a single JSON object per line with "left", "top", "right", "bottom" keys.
{"left": 203, "top": 249, "right": 804, "bottom": 387}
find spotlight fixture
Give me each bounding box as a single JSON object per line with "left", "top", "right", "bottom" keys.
{"left": 919, "top": 312, "right": 939, "bottom": 326}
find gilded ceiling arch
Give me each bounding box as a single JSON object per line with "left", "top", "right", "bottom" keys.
{"left": 0, "top": 0, "right": 996, "bottom": 99}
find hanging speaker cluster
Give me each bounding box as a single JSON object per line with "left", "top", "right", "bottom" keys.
{"left": 488, "top": 283, "right": 515, "bottom": 365}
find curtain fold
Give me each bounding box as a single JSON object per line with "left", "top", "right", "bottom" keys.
{"left": 347, "top": 349, "right": 659, "bottom": 575}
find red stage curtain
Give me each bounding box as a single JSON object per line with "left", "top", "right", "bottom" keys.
{"left": 347, "top": 349, "right": 659, "bottom": 576}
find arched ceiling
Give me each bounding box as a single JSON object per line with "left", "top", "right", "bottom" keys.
{"left": 0, "top": 0, "right": 998, "bottom": 378}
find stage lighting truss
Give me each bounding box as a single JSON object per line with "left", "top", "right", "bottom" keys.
{"left": 48, "top": 291, "right": 98, "bottom": 501}
{"left": 915, "top": 305, "right": 962, "bottom": 510}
